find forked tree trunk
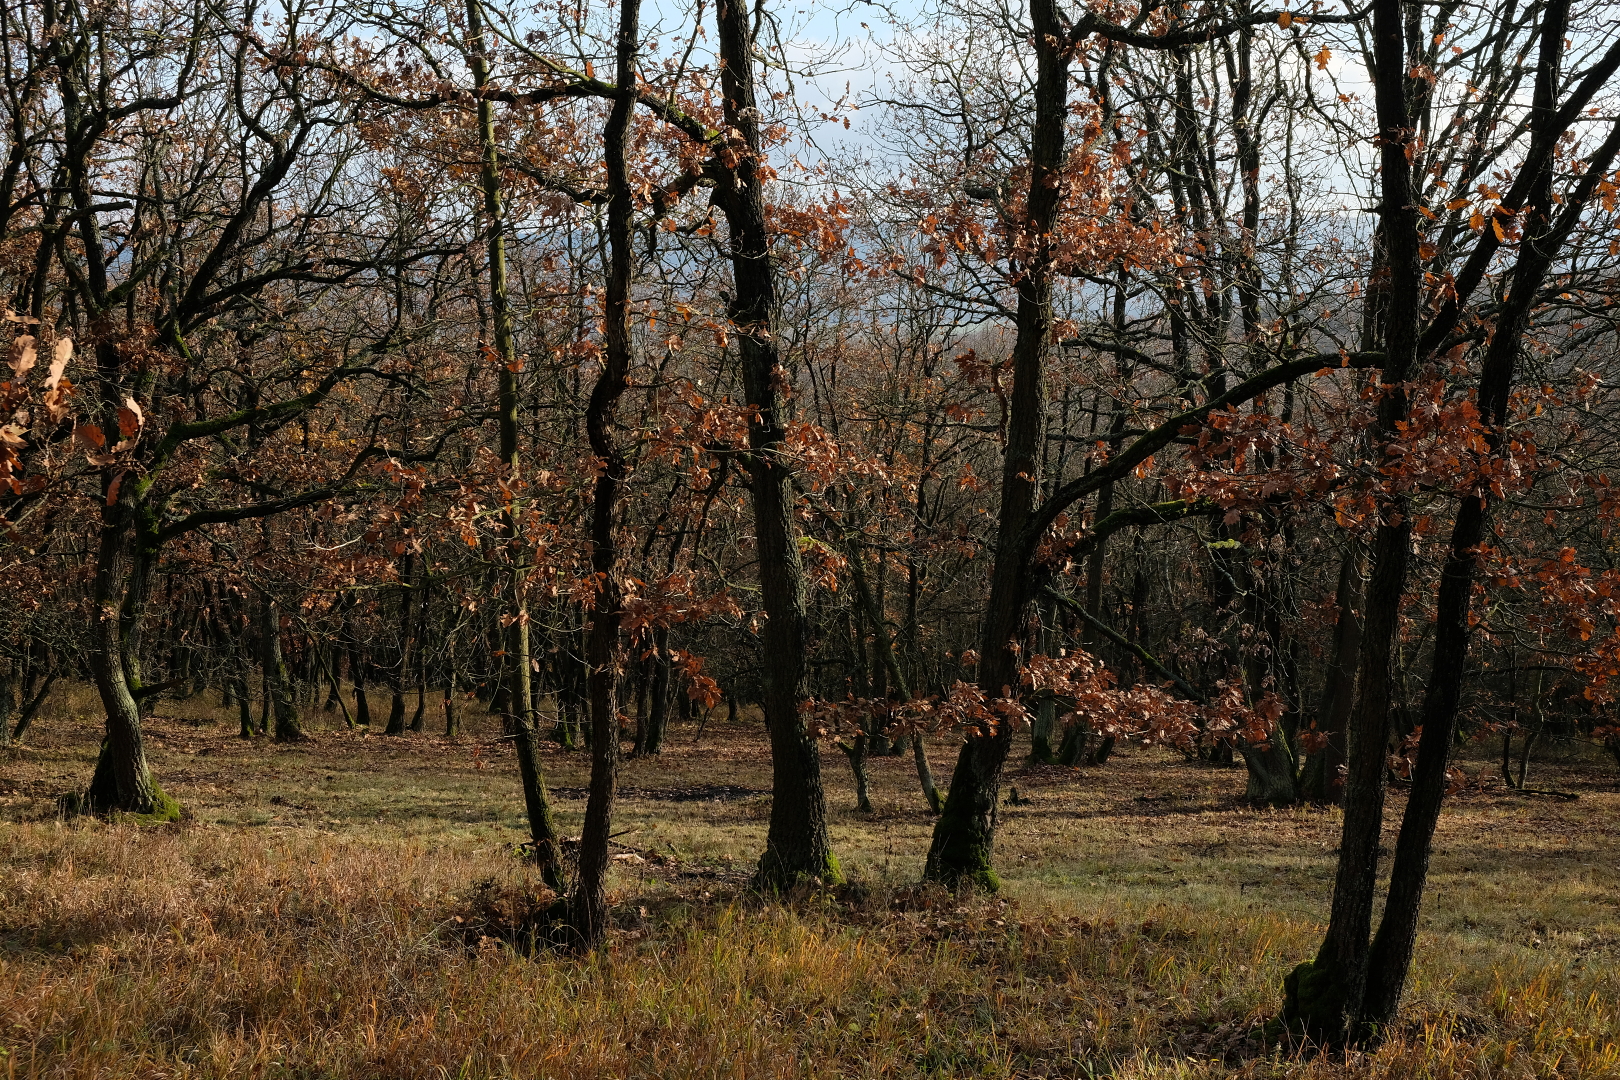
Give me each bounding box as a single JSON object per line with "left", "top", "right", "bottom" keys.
{"left": 1361, "top": 43, "right": 1617, "bottom": 1032}
{"left": 1283, "top": 0, "right": 1608, "bottom": 1042}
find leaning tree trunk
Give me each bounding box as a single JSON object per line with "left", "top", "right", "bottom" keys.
{"left": 8, "top": 668, "right": 58, "bottom": 744}
{"left": 466, "top": 0, "right": 565, "bottom": 894}
{"left": 714, "top": 0, "right": 839, "bottom": 889}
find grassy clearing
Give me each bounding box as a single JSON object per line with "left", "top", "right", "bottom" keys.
{"left": 2, "top": 685, "right": 1617, "bottom": 1078}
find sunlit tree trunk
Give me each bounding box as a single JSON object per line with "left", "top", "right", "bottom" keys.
{"left": 466, "top": 0, "right": 564, "bottom": 892}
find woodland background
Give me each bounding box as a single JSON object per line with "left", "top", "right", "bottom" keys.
{"left": 2, "top": 0, "right": 1620, "bottom": 1072}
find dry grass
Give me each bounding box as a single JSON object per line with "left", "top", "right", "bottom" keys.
{"left": 1, "top": 684, "right": 1617, "bottom": 1078}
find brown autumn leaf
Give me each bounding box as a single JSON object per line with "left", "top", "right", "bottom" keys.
{"left": 45, "top": 337, "right": 71, "bottom": 389}
{"left": 9, "top": 335, "right": 36, "bottom": 378}
{"left": 118, "top": 397, "right": 143, "bottom": 439}
{"left": 42, "top": 384, "right": 72, "bottom": 424}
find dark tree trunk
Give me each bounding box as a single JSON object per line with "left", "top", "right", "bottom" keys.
{"left": 924, "top": 0, "right": 1068, "bottom": 890}
{"left": 84, "top": 495, "right": 176, "bottom": 819}
{"left": 323, "top": 647, "right": 345, "bottom": 713}
{"left": 0, "top": 660, "right": 16, "bottom": 749}
{"left": 443, "top": 684, "right": 459, "bottom": 737}
{"left": 1362, "top": 25, "right": 1614, "bottom": 1030}
{"left": 1301, "top": 547, "right": 1364, "bottom": 804}
{"left": 643, "top": 628, "right": 671, "bottom": 756}
{"left": 352, "top": 651, "right": 373, "bottom": 728}
{"left": 8, "top": 669, "right": 57, "bottom": 744}
{"left": 1282, "top": 0, "right": 1425, "bottom": 1040}
{"left": 570, "top": 0, "right": 639, "bottom": 950}
{"left": 262, "top": 597, "right": 304, "bottom": 742}
{"left": 384, "top": 560, "right": 414, "bottom": 735}
{"left": 714, "top": 0, "right": 838, "bottom": 889}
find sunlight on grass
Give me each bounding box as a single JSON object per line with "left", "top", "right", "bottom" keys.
{"left": 2, "top": 686, "right": 1616, "bottom": 1078}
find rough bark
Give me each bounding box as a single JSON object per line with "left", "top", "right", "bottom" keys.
{"left": 570, "top": 0, "right": 638, "bottom": 951}
{"left": 714, "top": 0, "right": 839, "bottom": 889}
{"left": 925, "top": 0, "right": 1068, "bottom": 890}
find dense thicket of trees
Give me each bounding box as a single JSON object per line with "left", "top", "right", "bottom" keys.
{"left": 5, "top": 0, "right": 1620, "bottom": 1041}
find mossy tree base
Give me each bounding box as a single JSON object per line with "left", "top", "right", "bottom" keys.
{"left": 755, "top": 849, "right": 843, "bottom": 893}
{"left": 924, "top": 798, "right": 1001, "bottom": 893}
{"left": 1280, "top": 956, "right": 1352, "bottom": 1045}
{"left": 74, "top": 776, "right": 181, "bottom": 825}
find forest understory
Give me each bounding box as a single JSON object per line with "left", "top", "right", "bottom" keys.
{"left": 2, "top": 686, "right": 1616, "bottom": 1080}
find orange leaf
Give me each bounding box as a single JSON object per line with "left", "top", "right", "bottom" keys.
{"left": 118, "top": 397, "right": 143, "bottom": 438}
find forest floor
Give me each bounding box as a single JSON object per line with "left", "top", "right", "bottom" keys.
{"left": 2, "top": 685, "right": 1618, "bottom": 1079}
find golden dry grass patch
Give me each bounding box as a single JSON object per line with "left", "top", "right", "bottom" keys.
{"left": 1, "top": 687, "right": 1617, "bottom": 1078}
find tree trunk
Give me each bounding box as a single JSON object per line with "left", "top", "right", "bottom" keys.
{"left": 842, "top": 734, "right": 873, "bottom": 812}
{"left": 924, "top": 0, "right": 1067, "bottom": 890}
{"left": 466, "top": 0, "right": 565, "bottom": 895}
{"left": 1030, "top": 694, "right": 1057, "bottom": 764}
{"left": 569, "top": 0, "right": 639, "bottom": 950}
{"left": 1284, "top": 0, "right": 1463, "bottom": 1041}
{"left": 83, "top": 497, "right": 176, "bottom": 820}
{"left": 643, "top": 628, "right": 671, "bottom": 756}
{"left": 352, "top": 650, "right": 373, "bottom": 728}
{"left": 845, "top": 530, "right": 940, "bottom": 813}
{"left": 323, "top": 651, "right": 355, "bottom": 729}
{"left": 0, "top": 660, "right": 16, "bottom": 749}
{"left": 443, "top": 683, "right": 459, "bottom": 737}
{"left": 9, "top": 669, "right": 58, "bottom": 744}
{"left": 262, "top": 597, "right": 304, "bottom": 742}
{"left": 1362, "top": 31, "right": 1612, "bottom": 1030}
{"left": 715, "top": 0, "right": 838, "bottom": 889}
{"left": 1240, "top": 726, "right": 1297, "bottom": 806}
{"left": 1301, "top": 547, "right": 1364, "bottom": 803}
